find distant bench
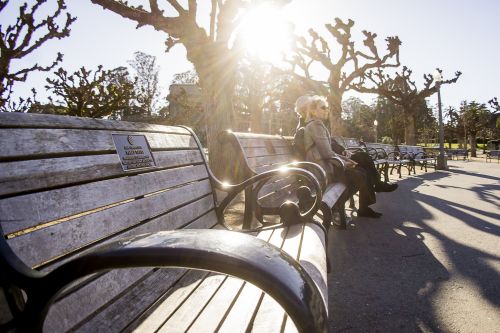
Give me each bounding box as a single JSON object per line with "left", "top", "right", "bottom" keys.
{"left": 448, "top": 148, "right": 469, "bottom": 160}
{"left": 336, "top": 137, "right": 411, "bottom": 179}
{"left": 0, "top": 113, "right": 328, "bottom": 332}
{"left": 398, "top": 145, "right": 437, "bottom": 173}
{"left": 486, "top": 150, "right": 500, "bottom": 163}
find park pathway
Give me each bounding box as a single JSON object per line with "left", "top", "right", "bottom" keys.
{"left": 327, "top": 161, "right": 500, "bottom": 332}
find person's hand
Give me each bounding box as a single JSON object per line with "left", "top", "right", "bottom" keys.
{"left": 344, "top": 158, "right": 358, "bottom": 169}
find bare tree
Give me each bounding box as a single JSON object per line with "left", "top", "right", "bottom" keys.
{"left": 351, "top": 66, "right": 461, "bottom": 144}
{"left": 45, "top": 65, "right": 136, "bottom": 118}
{"left": 286, "top": 18, "right": 401, "bottom": 134}
{"left": 0, "top": 0, "right": 76, "bottom": 106}
{"left": 90, "top": 0, "right": 289, "bottom": 176}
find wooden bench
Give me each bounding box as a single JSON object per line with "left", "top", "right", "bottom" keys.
{"left": 0, "top": 113, "right": 329, "bottom": 332}
{"left": 448, "top": 148, "right": 468, "bottom": 160}
{"left": 364, "top": 143, "right": 411, "bottom": 178}
{"left": 486, "top": 150, "right": 500, "bottom": 163}
{"left": 220, "top": 132, "right": 349, "bottom": 230}
{"left": 334, "top": 137, "right": 390, "bottom": 182}
{"left": 398, "top": 145, "right": 437, "bottom": 173}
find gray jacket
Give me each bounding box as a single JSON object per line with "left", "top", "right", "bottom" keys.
{"left": 304, "top": 119, "right": 338, "bottom": 178}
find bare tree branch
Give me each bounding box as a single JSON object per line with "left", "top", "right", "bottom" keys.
{"left": 0, "top": 0, "right": 75, "bottom": 106}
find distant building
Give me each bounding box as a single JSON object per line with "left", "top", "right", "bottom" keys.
{"left": 166, "top": 84, "right": 203, "bottom": 120}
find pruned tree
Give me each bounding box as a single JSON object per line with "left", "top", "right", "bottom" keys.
{"left": 128, "top": 51, "right": 161, "bottom": 117}
{"left": 90, "top": 0, "right": 289, "bottom": 177}
{"left": 0, "top": 0, "right": 76, "bottom": 107}
{"left": 286, "top": 18, "right": 401, "bottom": 134}
{"left": 45, "top": 65, "right": 136, "bottom": 118}
{"left": 351, "top": 66, "right": 461, "bottom": 144}
{"left": 0, "top": 87, "right": 37, "bottom": 112}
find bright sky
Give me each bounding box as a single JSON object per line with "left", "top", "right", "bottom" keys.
{"left": 5, "top": 0, "right": 500, "bottom": 109}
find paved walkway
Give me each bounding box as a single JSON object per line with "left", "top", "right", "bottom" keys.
{"left": 327, "top": 161, "right": 500, "bottom": 332}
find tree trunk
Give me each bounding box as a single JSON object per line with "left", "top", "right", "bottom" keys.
{"left": 249, "top": 93, "right": 262, "bottom": 133}
{"left": 328, "top": 91, "right": 344, "bottom": 136}
{"left": 191, "top": 42, "right": 238, "bottom": 179}
{"left": 469, "top": 134, "right": 477, "bottom": 157}
{"left": 404, "top": 112, "right": 417, "bottom": 145}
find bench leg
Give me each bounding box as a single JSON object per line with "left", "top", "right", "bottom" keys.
{"left": 383, "top": 163, "right": 389, "bottom": 182}
{"left": 349, "top": 196, "right": 356, "bottom": 209}
{"left": 332, "top": 202, "right": 347, "bottom": 230}
{"left": 243, "top": 187, "right": 254, "bottom": 229}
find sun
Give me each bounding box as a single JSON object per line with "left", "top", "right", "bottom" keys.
{"left": 237, "top": 5, "right": 293, "bottom": 64}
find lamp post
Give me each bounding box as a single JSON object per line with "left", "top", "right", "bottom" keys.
{"left": 433, "top": 70, "right": 448, "bottom": 170}
{"left": 373, "top": 119, "right": 378, "bottom": 143}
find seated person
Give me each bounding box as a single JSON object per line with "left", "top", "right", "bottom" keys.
{"left": 294, "top": 95, "right": 395, "bottom": 218}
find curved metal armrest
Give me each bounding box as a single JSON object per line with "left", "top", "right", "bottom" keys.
{"left": 387, "top": 151, "right": 400, "bottom": 160}
{"left": 374, "top": 148, "right": 388, "bottom": 159}
{"left": 365, "top": 147, "right": 379, "bottom": 160}
{"left": 215, "top": 167, "right": 323, "bottom": 227}
{"left": 326, "top": 156, "right": 346, "bottom": 180}
{"left": 22, "top": 230, "right": 327, "bottom": 332}
{"left": 285, "top": 161, "right": 328, "bottom": 191}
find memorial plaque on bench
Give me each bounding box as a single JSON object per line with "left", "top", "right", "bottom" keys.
{"left": 112, "top": 134, "right": 157, "bottom": 171}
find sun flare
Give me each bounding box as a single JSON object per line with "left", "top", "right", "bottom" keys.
{"left": 237, "top": 5, "right": 292, "bottom": 64}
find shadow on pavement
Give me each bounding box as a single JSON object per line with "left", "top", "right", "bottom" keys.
{"left": 327, "top": 170, "right": 500, "bottom": 332}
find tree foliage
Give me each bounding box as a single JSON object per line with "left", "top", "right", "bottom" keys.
{"left": 0, "top": 0, "right": 76, "bottom": 106}
{"left": 128, "top": 51, "right": 161, "bottom": 116}
{"left": 45, "top": 65, "right": 136, "bottom": 118}
{"left": 285, "top": 18, "right": 401, "bottom": 134}
{"left": 459, "top": 100, "right": 491, "bottom": 156}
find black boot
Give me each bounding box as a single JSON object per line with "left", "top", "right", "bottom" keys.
{"left": 357, "top": 207, "right": 383, "bottom": 218}
{"left": 374, "top": 182, "right": 398, "bottom": 193}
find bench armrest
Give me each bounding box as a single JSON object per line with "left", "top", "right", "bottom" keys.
{"left": 12, "top": 230, "right": 327, "bottom": 333}
{"left": 216, "top": 166, "right": 323, "bottom": 228}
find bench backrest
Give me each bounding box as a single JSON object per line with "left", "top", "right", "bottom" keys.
{"left": 0, "top": 113, "right": 218, "bottom": 331}
{"left": 342, "top": 137, "right": 361, "bottom": 148}
{"left": 221, "top": 132, "right": 305, "bottom": 209}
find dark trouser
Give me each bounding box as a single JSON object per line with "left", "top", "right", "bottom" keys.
{"left": 350, "top": 151, "right": 382, "bottom": 186}
{"left": 344, "top": 166, "right": 376, "bottom": 209}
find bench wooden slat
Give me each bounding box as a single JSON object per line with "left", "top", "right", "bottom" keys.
{"left": 9, "top": 181, "right": 213, "bottom": 267}
{"left": 158, "top": 273, "right": 229, "bottom": 332}
{"left": 215, "top": 228, "right": 286, "bottom": 333}
{"left": 238, "top": 137, "right": 292, "bottom": 149}
{"left": 242, "top": 146, "right": 293, "bottom": 158}
{"left": 67, "top": 269, "right": 207, "bottom": 333}
{"left": 1, "top": 165, "right": 209, "bottom": 235}
{"left": 251, "top": 223, "right": 304, "bottom": 332}
{"left": 0, "top": 129, "right": 196, "bottom": 160}
{"left": 133, "top": 230, "right": 275, "bottom": 333}
{"left": 0, "top": 112, "right": 190, "bottom": 134}
{"left": 247, "top": 154, "right": 294, "bottom": 170}
{"left": 0, "top": 149, "right": 203, "bottom": 197}
{"left": 187, "top": 276, "right": 246, "bottom": 333}
{"left": 43, "top": 204, "right": 218, "bottom": 332}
